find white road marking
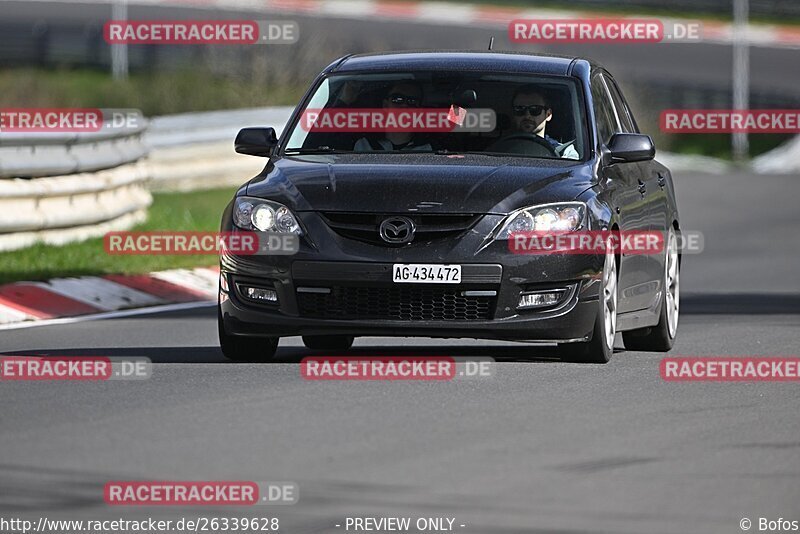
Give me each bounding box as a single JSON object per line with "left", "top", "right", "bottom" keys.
{"left": 0, "top": 304, "right": 32, "bottom": 325}
{"left": 0, "top": 301, "right": 215, "bottom": 331}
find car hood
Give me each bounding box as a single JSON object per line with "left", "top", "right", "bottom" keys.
{"left": 245, "top": 154, "right": 593, "bottom": 214}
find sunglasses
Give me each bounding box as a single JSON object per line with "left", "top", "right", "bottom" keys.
{"left": 513, "top": 105, "right": 548, "bottom": 116}
{"left": 387, "top": 93, "right": 421, "bottom": 107}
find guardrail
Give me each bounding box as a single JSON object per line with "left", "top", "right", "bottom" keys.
{"left": 0, "top": 107, "right": 293, "bottom": 252}
{"left": 0, "top": 121, "right": 148, "bottom": 178}
{"left": 144, "top": 106, "right": 293, "bottom": 191}
{"left": 0, "top": 119, "right": 151, "bottom": 251}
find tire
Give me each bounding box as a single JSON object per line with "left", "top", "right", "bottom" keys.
{"left": 559, "top": 239, "right": 618, "bottom": 364}
{"left": 218, "top": 308, "right": 278, "bottom": 362}
{"left": 302, "top": 335, "right": 355, "bottom": 351}
{"left": 623, "top": 227, "right": 680, "bottom": 352}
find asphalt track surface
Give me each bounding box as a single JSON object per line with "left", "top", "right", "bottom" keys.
{"left": 1, "top": 171, "right": 799, "bottom": 534}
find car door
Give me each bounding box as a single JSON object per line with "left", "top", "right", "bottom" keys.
{"left": 603, "top": 74, "right": 667, "bottom": 232}
{"left": 603, "top": 73, "right": 667, "bottom": 308}
{"left": 592, "top": 73, "right": 654, "bottom": 313}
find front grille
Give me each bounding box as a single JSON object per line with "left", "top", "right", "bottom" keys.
{"left": 320, "top": 212, "right": 481, "bottom": 246}
{"left": 297, "top": 285, "right": 496, "bottom": 321}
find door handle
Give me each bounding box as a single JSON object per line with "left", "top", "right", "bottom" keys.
{"left": 657, "top": 173, "right": 667, "bottom": 189}
{"left": 637, "top": 179, "right": 647, "bottom": 195}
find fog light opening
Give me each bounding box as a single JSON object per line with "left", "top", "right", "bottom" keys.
{"left": 517, "top": 289, "right": 566, "bottom": 310}
{"left": 240, "top": 285, "right": 278, "bottom": 303}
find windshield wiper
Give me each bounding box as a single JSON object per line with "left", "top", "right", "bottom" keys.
{"left": 434, "top": 149, "right": 514, "bottom": 158}
{"left": 283, "top": 147, "right": 351, "bottom": 155}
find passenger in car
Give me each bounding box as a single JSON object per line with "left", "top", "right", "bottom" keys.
{"left": 354, "top": 82, "right": 433, "bottom": 152}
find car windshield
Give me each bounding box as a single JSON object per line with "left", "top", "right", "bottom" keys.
{"left": 283, "top": 71, "right": 587, "bottom": 160}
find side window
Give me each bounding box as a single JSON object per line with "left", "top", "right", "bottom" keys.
{"left": 602, "top": 74, "right": 637, "bottom": 133}
{"left": 590, "top": 76, "right": 617, "bottom": 145}
{"left": 285, "top": 78, "right": 331, "bottom": 149}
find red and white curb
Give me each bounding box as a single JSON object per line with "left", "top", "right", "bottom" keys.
{"left": 0, "top": 266, "right": 219, "bottom": 328}
{"left": 20, "top": 0, "right": 800, "bottom": 49}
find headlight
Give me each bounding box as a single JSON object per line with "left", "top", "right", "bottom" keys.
{"left": 252, "top": 205, "right": 275, "bottom": 231}
{"left": 494, "top": 202, "right": 586, "bottom": 240}
{"left": 233, "top": 197, "right": 303, "bottom": 235}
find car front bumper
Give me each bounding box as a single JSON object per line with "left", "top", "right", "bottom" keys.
{"left": 219, "top": 258, "right": 602, "bottom": 343}
{"left": 219, "top": 208, "right": 606, "bottom": 343}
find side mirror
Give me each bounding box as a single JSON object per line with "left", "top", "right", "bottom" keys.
{"left": 235, "top": 127, "right": 278, "bottom": 157}
{"left": 606, "top": 133, "right": 655, "bottom": 164}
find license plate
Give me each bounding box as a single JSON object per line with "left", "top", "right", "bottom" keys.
{"left": 392, "top": 264, "right": 461, "bottom": 284}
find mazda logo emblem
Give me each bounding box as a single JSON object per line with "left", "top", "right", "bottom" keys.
{"left": 379, "top": 216, "right": 415, "bottom": 244}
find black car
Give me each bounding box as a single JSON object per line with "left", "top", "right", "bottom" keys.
{"left": 218, "top": 51, "right": 680, "bottom": 363}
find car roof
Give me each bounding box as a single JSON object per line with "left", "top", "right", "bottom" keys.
{"left": 330, "top": 51, "right": 590, "bottom": 76}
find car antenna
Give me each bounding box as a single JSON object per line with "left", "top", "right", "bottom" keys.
{"left": 488, "top": 36, "right": 494, "bottom": 50}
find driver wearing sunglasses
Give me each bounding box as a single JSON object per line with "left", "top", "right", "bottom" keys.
{"left": 354, "top": 82, "right": 433, "bottom": 152}
{"left": 509, "top": 85, "right": 579, "bottom": 159}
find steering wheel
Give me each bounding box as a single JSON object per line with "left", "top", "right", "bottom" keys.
{"left": 487, "top": 133, "right": 558, "bottom": 158}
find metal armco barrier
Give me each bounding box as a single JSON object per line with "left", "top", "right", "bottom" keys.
{"left": 0, "top": 107, "right": 293, "bottom": 252}
{"left": 0, "top": 121, "right": 148, "bottom": 178}
{"left": 0, "top": 119, "right": 152, "bottom": 252}
{"left": 143, "top": 106, "right": 293, "bottom": 192}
